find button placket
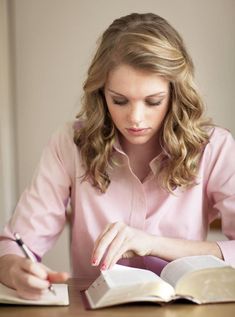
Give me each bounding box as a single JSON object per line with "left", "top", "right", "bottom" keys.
{"left": 129, "top": 177, "right": 148, "bottom": 230}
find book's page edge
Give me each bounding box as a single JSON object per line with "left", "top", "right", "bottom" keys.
{"left": 84, "top": 282, "right": 177, "bottom": 309}
{"left": 160, "top": 255, "right": 228, "bottom": 287}
{"left": 83, "top": 292, "right": 169, "bottom": 309}
{"left": 175, "top": 267, "right": 235, "bottom": 304}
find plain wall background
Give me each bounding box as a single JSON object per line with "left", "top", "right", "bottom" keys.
{"left": 1, "top": 0, "right": 235, "bottom": 272}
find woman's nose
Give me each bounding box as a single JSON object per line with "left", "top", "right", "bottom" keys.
{"left": 128, "top": 104, "right": 144, "bottom": 126}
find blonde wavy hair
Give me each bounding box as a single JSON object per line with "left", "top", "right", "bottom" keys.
{"left": 74, "top": 12, "right": 211, "bottom": 193}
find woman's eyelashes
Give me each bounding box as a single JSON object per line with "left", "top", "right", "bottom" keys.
{"left": 147, "top": 100, "right": 163, "bottom": 106}
{"left": 112, "top": 99, "right": 128, "bottom": 105}
{"left": 112, "top": 99, "right": 163, "bottom": 106}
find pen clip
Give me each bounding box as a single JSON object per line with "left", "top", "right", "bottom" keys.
{"left": 14, "top": 232, "right": 38, "bottom": 263}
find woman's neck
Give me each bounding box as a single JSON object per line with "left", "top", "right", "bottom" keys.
{"left": 120, "top": 135, "right": 161, "bottom": 166}
{"left": 119, "top": 135, "right": 161, "bottom": 182}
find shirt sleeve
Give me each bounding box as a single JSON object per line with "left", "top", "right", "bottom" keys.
{"left": 0, "top": 122, "right": 75, "bottom": 260}
{"left": 206, "top": 128, "right": 235, "bottom": 265}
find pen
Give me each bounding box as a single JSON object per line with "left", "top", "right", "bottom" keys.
{"left": 14, "top": 232, "right": 56, "bottom": 296}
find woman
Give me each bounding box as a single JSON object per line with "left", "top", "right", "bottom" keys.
{"left": 0, "top": 12, "right": 234, "bottom": 300}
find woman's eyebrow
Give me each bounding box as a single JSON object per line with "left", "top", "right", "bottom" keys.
{"left": 107, "top": 89, "right": 167, "bottom": 97}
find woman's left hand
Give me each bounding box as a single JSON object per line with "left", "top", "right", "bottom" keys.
{"left": 91, "top": 222, "right": 154, "bottom": 270}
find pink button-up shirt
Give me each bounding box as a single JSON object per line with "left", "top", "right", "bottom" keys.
{"left": 0, "top": 121, "right": 235, "bottom": 280}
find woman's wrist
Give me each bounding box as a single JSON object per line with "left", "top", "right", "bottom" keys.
{"left": 148, "top": 236, "right": 170, "bottom": 259}
{"left": 148, "top": 236, "right": 224, "bottom": 261}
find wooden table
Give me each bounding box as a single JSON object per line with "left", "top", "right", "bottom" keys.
{"left": 0, "top": 278, "right": 235, "bottom": 317}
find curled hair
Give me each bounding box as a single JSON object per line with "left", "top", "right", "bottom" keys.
{"left": 74, "top": 12, "right": 211, "bottom": 193}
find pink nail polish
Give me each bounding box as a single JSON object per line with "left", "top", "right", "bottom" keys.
{"left": 92, "top": 258, "right": 97, "bottom": 265}
{"left": 101, "top": 263, "right": 106, "bottom": 270}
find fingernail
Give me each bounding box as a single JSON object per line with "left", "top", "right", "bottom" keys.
{"left": 101, "top": 263, "right": 106, "bottom": 270}
{"left": 92, "top": 258, "right": 98, "bottom": 266}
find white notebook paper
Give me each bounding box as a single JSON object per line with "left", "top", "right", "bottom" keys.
{"left": 0, "top": 283, "right": 69, "bottom": 306}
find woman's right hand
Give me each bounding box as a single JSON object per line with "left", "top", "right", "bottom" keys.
{"left": 0, "top": 254, "right": 69, "bottom": 300}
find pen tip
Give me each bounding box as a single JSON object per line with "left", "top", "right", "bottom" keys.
{"left": 49, "top": 285, "right": 57, "bottom": 296}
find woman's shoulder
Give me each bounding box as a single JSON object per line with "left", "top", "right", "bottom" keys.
{"left": 208, "top": 125, "right": 234, "bottom": 145}
{"left": 42, "top": 120, "right": 82, "bottom": 161}
{"left": 204, "top": 125, "right": 235, "bottom": 160}
{"left": 45, "top": 120, "right": 83, "bottom": 177}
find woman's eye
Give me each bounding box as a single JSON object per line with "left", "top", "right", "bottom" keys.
{"left": 112, "top": 99, "right": 128, "bottom": 105}
{"left": 111, "top": 99, "right": 163, "bottom": 106}
{"left": 147, "top": 100, "right": 162, "bottom": 106}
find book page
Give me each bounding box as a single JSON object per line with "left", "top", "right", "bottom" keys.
{"left": 160, "top": 255, "right": 227, "bottom": 288}
{"left": 0, "top": 283, "right": 69, "bottom": 305}
{"left": 175, "top": 267, "right": 235, "bottom": 303}
{"left": 102, "top": 264, "right": 163, "bottom": 287}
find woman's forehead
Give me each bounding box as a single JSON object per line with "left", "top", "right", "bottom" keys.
{"left": 105, "top": 64, "right": 169, "bottom": 99}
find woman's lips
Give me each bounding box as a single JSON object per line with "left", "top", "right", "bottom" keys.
{"left": 126, "top": 128, "right": 149, "bottom": 135}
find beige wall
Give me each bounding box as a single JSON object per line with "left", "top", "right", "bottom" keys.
{"left": 1, "top": 0, "right": 234, "bottom": 272}
{"left": 0, "top": 0, "right": 17, "bottom": 229}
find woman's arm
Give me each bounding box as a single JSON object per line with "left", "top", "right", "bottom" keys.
{"left": 91, "top": 222, "right": 223, "bottom": 270}
{"left": 149, "top": 236, "right": 223, "bottom": 260}
{"left": 0, "top": 124, "right": 74, "bottom": 299}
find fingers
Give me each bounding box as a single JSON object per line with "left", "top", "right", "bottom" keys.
{"left": 92, "top": 222, "right": 155, "bottom": 270}
{"left": 91, "top": 223, "right": 115, "bottom": 261}
{"left": 40, "top": 262, "right": 70, "bottom": 282}
{"left": 11, "top": 258, "right": 69, "bottom": 300}
{"left": 47, "top": 271, "right": 70, "bottom": 283}
{"left": 92, "top": 223, "right": 123, "bottom": 266}
{"left": 11, "top": 259, "right": 50, "bottom": 300}
{"left": 101, "top": 229, "right": 127, "bottom": 269}
{"left": 21, "top": 259, "right": 48, "bottom": 280}
{"left": 92, "top": 222, "right": 136, "bottom": 270}
{"left": 16, "top": 271, "right": 50, "bottom": 297}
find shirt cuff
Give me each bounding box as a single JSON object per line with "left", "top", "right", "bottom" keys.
{"left": 0, "top": 238, "right": 25, "bottom": 258}
{"left": 216, "top": 240, "right": 235, "bottom": 266}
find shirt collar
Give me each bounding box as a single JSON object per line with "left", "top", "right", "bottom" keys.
{"left": 112, "top": 134, "right": 162, "bottom": 175}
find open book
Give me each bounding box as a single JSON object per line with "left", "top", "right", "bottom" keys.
{"left": 0, "top": 283, "right": 69, "bottom": 306}
{"left": 85, "top": 255, "right": 235, "bottom": 309}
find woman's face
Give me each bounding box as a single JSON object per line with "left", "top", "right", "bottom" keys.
{"left": 104, "top": 64, "right": 170, "bottom": 148}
